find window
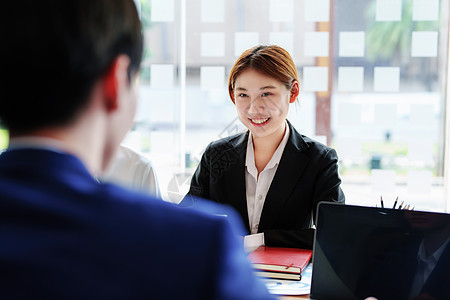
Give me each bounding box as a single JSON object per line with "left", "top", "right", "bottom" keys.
{"left": 127, "top": 0, "right": 450, "bottom": 211}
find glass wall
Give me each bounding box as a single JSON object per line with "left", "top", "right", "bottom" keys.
{"left": 125, "top": 0, "right": 449, "bottom": 211}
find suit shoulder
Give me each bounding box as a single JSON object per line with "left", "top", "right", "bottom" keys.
{"left": 302, "top": 135, "right": 330, "bottom": 150}
{"left": 206, "top": 131, "right": 247, "bottom": 152}
{"left": 296, "top": 134, "right": 337, "bottom": 159}
{"left": 99, "top": 183, "right": 225, "bottom": 230}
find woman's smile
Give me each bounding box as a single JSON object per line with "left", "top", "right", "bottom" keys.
{"left": 249, "top": 117, "right": 271, "bottom": 125}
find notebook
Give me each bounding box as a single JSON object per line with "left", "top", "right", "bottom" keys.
{"left": 310, "top": 202, "right": 450, "bottom": 300}
{"left": 248, "top": 246, "right": 312, "bottom": 280}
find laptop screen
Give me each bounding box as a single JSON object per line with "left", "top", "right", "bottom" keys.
{"left": 310, "top": 202, "right": 450, "bottom": 300}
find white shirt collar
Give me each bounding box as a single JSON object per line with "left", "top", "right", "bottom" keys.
{"left": 245, "top": 121, "right": 290, "bottom": 178}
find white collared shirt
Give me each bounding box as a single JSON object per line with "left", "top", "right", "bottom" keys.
{"left": 101, "top": 145, "right": 161, "bottom": 197}
{"left": 245, "top": 121, "right": 290, "bottom": 235}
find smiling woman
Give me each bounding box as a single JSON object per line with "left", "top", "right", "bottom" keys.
{"left": 184, "top": 45, "right": 346, "bottom": 249}
{"left": 233, "top": 68, "right": 298, "bottom": 173}
{"left": 234, "top": 69, "right": 294, "bottom": 137}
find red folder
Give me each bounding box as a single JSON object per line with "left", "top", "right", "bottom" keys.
{"left": 248, "top": 246, "right": 312, "bottom": 275}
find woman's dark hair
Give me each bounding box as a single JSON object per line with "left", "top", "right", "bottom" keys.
{"left": 0, "top": 0, "right": 143, "bottom": 134}
{"left": 228, "top": 45, "right": 299, "bottom": 103}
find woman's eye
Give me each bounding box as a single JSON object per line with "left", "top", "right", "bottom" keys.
{"left": 238, "top": 93, "right": 248, "bottom": 97}
{"left": 261, "top": 92, "right": 271, "bottom": 97}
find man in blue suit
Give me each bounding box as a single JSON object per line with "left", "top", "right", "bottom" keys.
{"left": 0, "top": 1, "right": 273, "bottom": 299}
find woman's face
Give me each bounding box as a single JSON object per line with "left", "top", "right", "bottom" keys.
{"left": 233, "top": 68, "right": 298, "bottom": 140}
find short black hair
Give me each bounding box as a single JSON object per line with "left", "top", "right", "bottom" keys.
{"left": 0, "top": 0, "right": 143, "bottom": 134}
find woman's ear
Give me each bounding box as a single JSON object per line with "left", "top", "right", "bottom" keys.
{"left": 289, "top": 80, "right": 300, "bottom": 103}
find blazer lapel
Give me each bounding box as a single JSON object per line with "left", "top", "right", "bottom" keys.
{"left": 224, "top": 132, "right": 251, "bottom": 232}
{"left": 259, "top": 122, "right": 311, "bottom": 230}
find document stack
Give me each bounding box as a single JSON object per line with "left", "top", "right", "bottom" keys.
{"left": 247, "top": 246, "right": 313, "bottom": 281}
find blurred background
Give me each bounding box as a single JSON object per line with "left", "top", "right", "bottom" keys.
{"left": 2, "top": 0, "right": 449, "bottom": 212}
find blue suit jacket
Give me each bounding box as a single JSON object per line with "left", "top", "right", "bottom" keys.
{"left": 186, "top": 120, "right": 345, "bottom": 249}
{"left": 0, "top": 148, "right": 273, "bottom": 300}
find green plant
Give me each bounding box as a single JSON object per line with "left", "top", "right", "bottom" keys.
{"left": 365, "top": 0, "right": 440, "bottom": 63}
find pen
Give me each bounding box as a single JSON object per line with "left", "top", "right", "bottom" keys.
{"left": 393, "top": 196, "right": 398, "bottom": 209}
{"left": 380, "top": 196, "right": 384, "bottom": 208}
{"left": 398, "top": 201, "right": 404, "bottom": 210}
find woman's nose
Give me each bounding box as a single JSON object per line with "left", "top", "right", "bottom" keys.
{"left": 248, "top": 96, "right": 264, "bottom": 114}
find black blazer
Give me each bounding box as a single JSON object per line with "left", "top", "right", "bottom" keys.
{"left": 358, "top": 237, "right": 450, "bottom": 300}
{"left": 187, "top": 120, "right": 345, "bottom": 249}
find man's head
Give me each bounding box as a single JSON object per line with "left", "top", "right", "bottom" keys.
{"left": 0, "top": 0, "right": 143, "bottom": 136}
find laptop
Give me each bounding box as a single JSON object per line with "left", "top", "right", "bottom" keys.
{"left": 310, "top": 202, "right": 450, "bottom": 300}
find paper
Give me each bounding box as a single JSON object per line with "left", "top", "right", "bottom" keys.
{"left": 235, "top": 32, "right": 260, "bottom": 57}
{"left": 338, "top": 103, "right": 362, "bottom": 126}
{"left": 371, "top": 169, "right": 396, "bottom": 193}
{"left": 137, "top": 87, "right": 177, "bottom": 123}
{"left": 339, "top": 32, "right": 365, "bottom": 57}
{"left": 407, "top": 170, "right": 432, "bottom": 194}
{"left": 201, "top": 32, "right": 225, "bottom": 57}
{"left": 304, "top": 32, "right": 329, "bottom": 57}
{"left": 408, "top": 140, "right": 433, "bottom": 163}
{"left": 304, "top": 0, "right": 330, "bottom": 22}
{"left": 269, "top": 32, "right": 294, "bottom": 56}
{"left": 151, "top": 0, "right": 174, "bottom": 22}
{"left": 269, "top": 0, "right": 294, "bottom": 23}
{"left": 412, "top": 0, "right": 439, "bottom": 21}
{"left": 410, "top": 104, "right": 434, "bottom": 126}
{"left": 374, "top": 67, "right": 400, "bottom": 92}
{"left": 337, "top": 138, "right": 362, "bottom": 161}
{"left": 303, "top": 67, "right": 328, "bottom": 92}
{"left": 150, "top": 64, "right": 174, "bottom": 89}
{"left": 411, "top": 31, "right": 438, "bottom": 57}
{"left": 263, "top": 264, "right": 312, "bottom": 295}
{"left": 200, "top": 66, "right": 225, "bottom": 90}
{"left": 376, "top": 0, "right": 402, "bottom": 21}
{"left": 243, "top": 233, "right": 265, "bottom": 253}
{"left": 374, "top": 104, "right": 397, "bottom": 126}
{"left": 338, "top": 67, "right": 364, "bottom": 92}
{"left": 201, "top": 0, "right": 225, "bottom": 23}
